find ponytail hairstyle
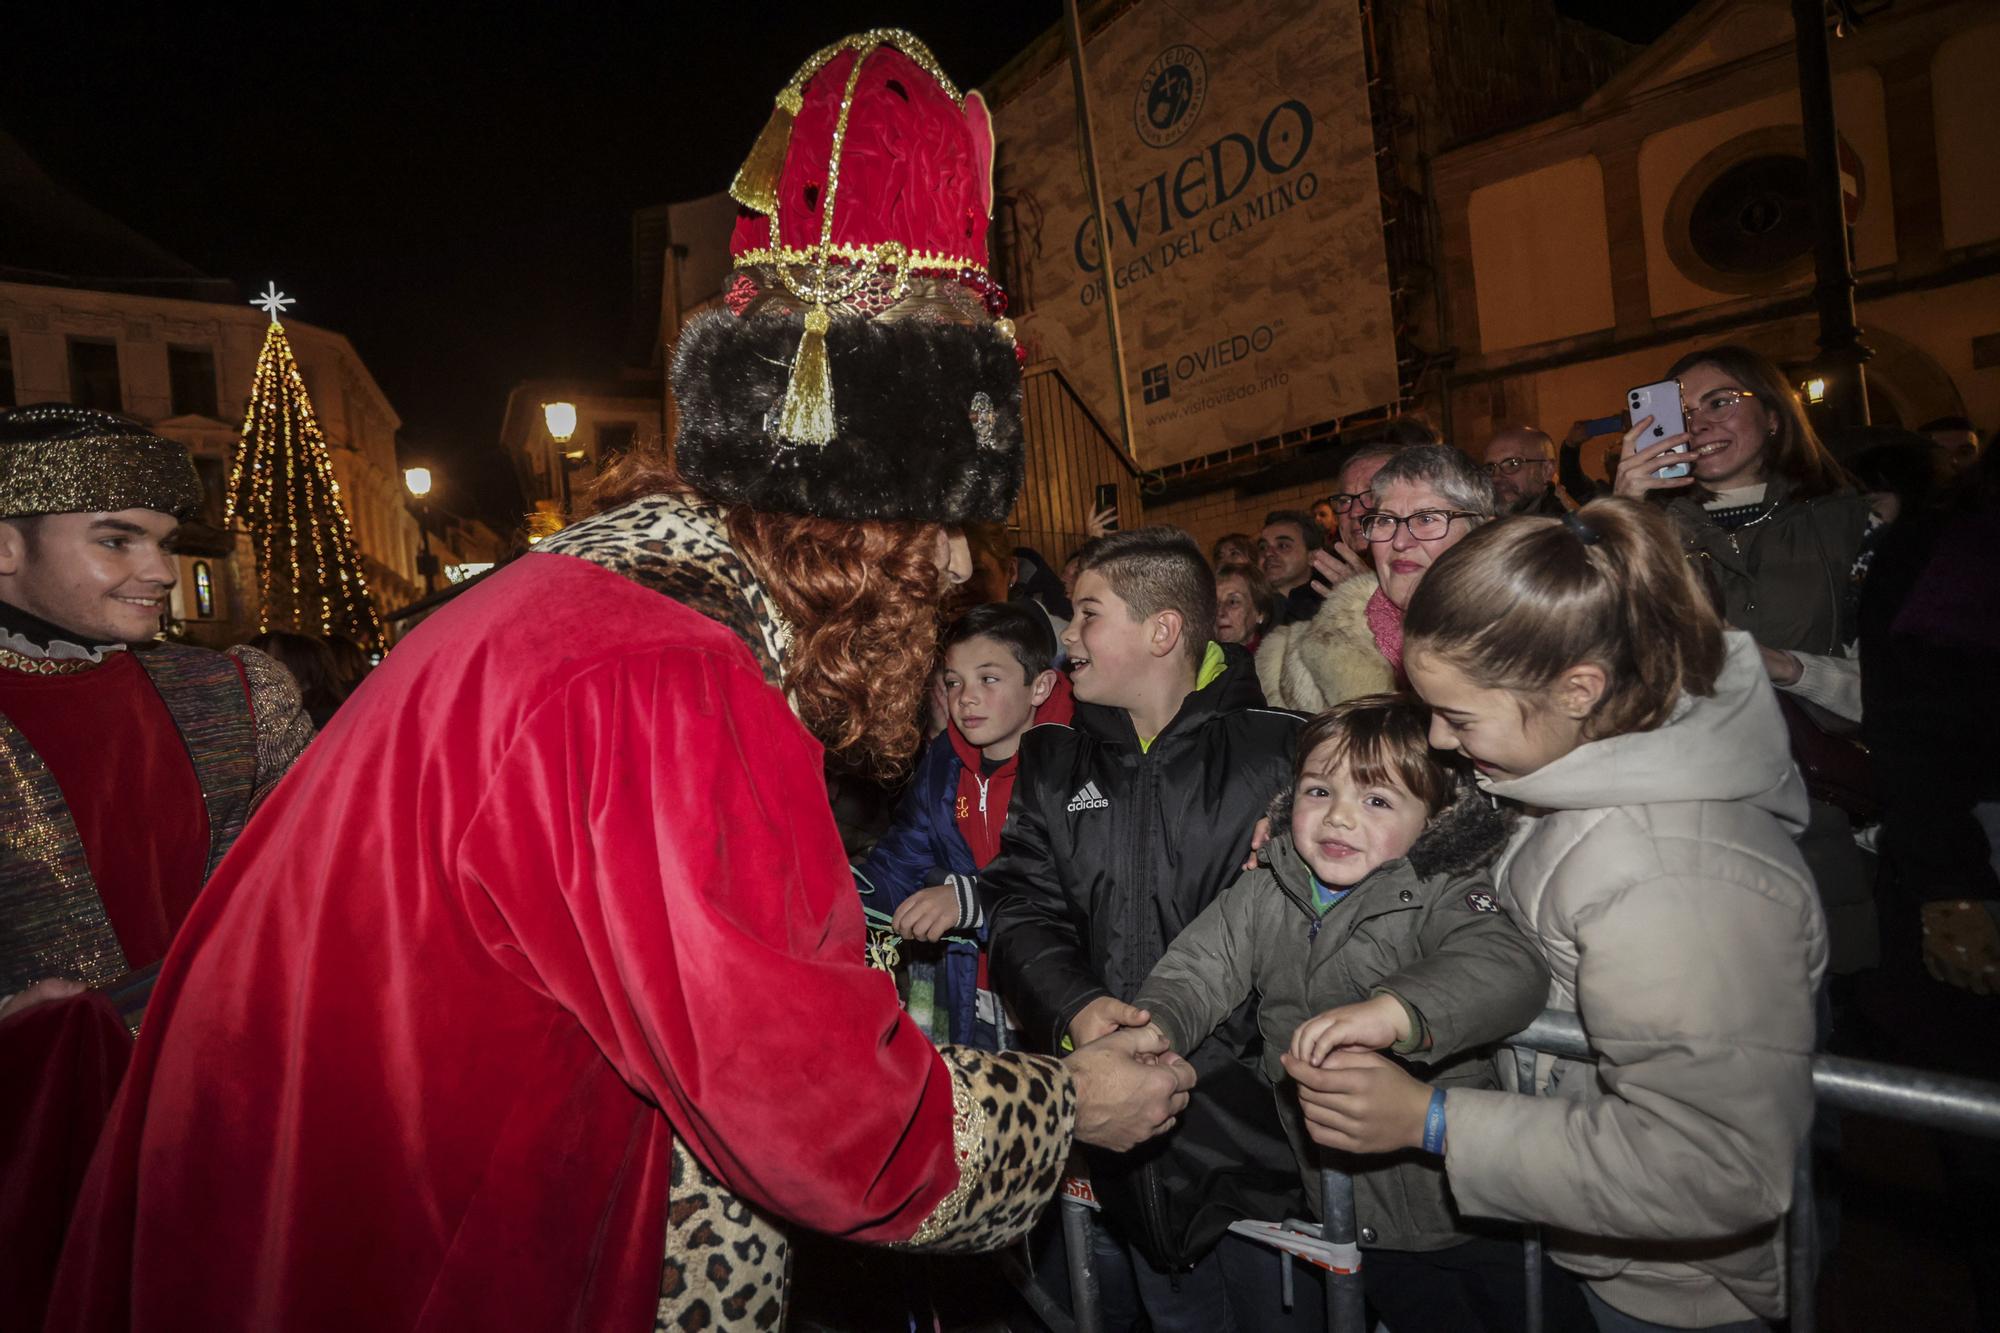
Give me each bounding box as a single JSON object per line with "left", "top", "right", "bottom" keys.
{"left": 1403, "top": 499, "right": 1726, "bottom": 740}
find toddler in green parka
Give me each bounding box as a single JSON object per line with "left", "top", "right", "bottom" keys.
{"left": 1135, "top": 695, "right": 1576, "bottom": 1331}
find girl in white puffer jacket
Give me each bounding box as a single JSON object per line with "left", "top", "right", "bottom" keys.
{"left": 1277, "top": 499, "right": 1827, "bottom": 1333}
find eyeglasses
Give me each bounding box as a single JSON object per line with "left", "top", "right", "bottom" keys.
{"left": 1327, "top": 492, "right": 1376, "bottom": 514}
{"left": 1482, "top": 456, "right": 1551, "bottom": 476}
{"left": 1357, "top": 509, "right": 1481, "bottom": 543}
{"left": 1688, "top": 388, "right": 1758, "bottom": 423}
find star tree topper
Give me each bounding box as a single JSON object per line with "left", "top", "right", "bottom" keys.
{"left": 251, "top": 282, "right": 296, "bottom": 323}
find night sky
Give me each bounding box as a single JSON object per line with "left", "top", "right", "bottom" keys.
{"left": 6, "top": 3, "right": 1687, "bottom": 528}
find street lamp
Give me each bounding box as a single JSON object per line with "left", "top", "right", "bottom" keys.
{"left": 543, "top": 401, "right": 581, "bottom": 517}
{"left": 404, "top": 466, "right": 440, "bottom": 593}
{"left": 1802, "top": 377, "right": 1828, "bottom": 405}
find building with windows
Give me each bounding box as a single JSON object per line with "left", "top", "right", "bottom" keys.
{"left": 0, "top": 280, "right": 426, "bottom": 645}
{"left": 0, "top": 130, "right": 424, "bottom": 646}
{"left": 1434, "top": 0, "right": 1999, "bottom": 464}
{"left": 500, "top": 375, "right": 665, "bottom": 535}
{"left": 978, "top": 0, "right": 1996, "bottom": 556}
{"left": 498, "top": 195, "right": 731, "bottom": 530}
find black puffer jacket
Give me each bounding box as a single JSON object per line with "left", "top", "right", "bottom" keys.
{"left": 984, "top": 645, "right": 1303, "bottom": 1269}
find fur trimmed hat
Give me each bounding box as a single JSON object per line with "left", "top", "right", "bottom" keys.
{"left": 672, "top": 29, "right": 1024, "bottom": 525}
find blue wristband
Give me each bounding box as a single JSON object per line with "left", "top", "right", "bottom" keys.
{"left": 1421, "top": 1088, "right": 1447, "bottom": 1155}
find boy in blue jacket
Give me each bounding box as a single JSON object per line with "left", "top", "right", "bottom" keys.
{"left": 856, "top": 602, "right": 1073, "bottom": 1049}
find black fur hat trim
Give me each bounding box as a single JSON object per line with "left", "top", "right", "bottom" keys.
{"left": 671, "top": 309, "right": 1024, "bottom": 524}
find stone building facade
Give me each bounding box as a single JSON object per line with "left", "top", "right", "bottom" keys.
{"left": 0, "top": 280, "right": 423, "bottom": 645}
{"left": 1435, "top": 0, "right": 1998, "bottom": 464}
{"left": 993, "top": 0, "right": 1996, "bottom": 555}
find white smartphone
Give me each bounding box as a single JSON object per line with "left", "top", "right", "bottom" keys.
{"left": 1627, "top": 379, "right": 1690, "bottom": 479}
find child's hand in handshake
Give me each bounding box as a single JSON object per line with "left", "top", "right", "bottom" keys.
{"left": 1069, "top": 996, "right": 1152, "bottom": 1049}
{"left": 1290, "top": 994, "right": 1410, "bottom": 1067}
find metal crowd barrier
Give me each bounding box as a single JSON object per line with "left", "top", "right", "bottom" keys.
{"left": 1054, "top": 1009, "right": 2000, "bottom": 1333}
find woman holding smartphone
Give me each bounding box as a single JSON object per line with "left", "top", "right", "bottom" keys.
{"left": 1612, "top": 342, "right": 1877, "bottom": 971}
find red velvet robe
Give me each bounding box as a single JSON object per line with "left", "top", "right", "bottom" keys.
{"left": 0, "top": 653, "right": 210, "bottom": 968}
{"left": 46, "top": 553, "right": 972, "bottom": 1332}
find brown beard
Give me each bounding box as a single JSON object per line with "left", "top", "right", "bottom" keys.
{"left": 589, "top": 452, "right": 945, "bottom": 781}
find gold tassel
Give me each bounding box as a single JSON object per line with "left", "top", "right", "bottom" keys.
{"left": 729, "top": 103, "right": 794, "bottom": 216}
{"left": 778, "top": 304, "right": 836, "bottom": 445}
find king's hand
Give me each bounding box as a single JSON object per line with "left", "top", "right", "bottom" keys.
{"left": 1066, "top": 1024, "right": 1196, "bottom": 1152}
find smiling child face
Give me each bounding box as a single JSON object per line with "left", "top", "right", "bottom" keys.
{"left": 1288, "top": 737, "right": 1430, "bottom": 887}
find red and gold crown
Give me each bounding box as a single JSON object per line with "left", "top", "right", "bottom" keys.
{"left": 671, "top": 29, "right": 1022, "bottom": 525}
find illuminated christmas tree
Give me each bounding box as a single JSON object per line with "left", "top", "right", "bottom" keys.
{"left": 226, "top": 284, "right": 382, "bottom": 647}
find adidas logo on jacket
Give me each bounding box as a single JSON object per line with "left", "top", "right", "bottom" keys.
{"left": 1065, "top": 781, "right": 1109, "bottom": 813}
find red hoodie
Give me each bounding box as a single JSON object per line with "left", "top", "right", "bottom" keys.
{"left": 947, "top": 672, "right": 1075, "bottom": 869}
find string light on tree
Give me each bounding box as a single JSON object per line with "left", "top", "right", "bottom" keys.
{"left": 225, "top": 285, "right": 382, "bottom": 648}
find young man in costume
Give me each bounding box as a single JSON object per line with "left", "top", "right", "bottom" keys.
{"left": 46, "top": 31, "right": 1193, "bottom": 1333}
{"left": 0, "top": 404, "right": 313, "bottom": 1330}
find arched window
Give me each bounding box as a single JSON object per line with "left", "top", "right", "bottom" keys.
{"left": 193, "top": 561, "right": 214, "bottom": 619}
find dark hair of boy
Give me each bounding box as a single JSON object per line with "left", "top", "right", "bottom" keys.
{"left": 1292, "top": 695, "right": 1456, "bottom": 816}
{"left": 941, "top": 601, "right": 1057, "bottom": 683}
{"left": 1072, "top": 525, "right": 1217, "bottom": 663}
{"left": 1262, "top": 508, "right": 1318, "bottom": 548}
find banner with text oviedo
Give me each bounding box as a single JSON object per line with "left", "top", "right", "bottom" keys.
{"left": 994, "top": 0, "right": 1398, "bottom": 471}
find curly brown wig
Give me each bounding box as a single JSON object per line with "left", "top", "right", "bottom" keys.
{"left": 592, "top": 450, "right": 944, "bottom": 779}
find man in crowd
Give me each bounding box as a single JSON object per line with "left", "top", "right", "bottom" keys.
{"left": 0, "top": 404, "right": 313, "bottom": 1329}
{"left": 45, "top": 32, "right": 1191, "bottom": 1333}
{"left": 1259, "top": 508, "right": 1326, "bottom": 624}
{"left": 1482, "top": 424, "right": 1572, "bottom": 515}
{"left": 1310, "top": 495, "right": 1338, "bottom": 539}
{"left": 1920, "top": 415, "right": 1984, "bottom": 473}
{"left": 1298, "top": 441, "right": 1402, "bottom": 604}
{"left": 1335, "top": 443, "right": 1398, "bottom": 558}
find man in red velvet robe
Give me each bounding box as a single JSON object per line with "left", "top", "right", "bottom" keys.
{"left": 46, "top": 31, "right": 1193, "bottom": 1333}
{"left": 0, "top": 404, "right": 313, "bottom": 1330}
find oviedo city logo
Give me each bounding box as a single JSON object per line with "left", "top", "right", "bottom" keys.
{"left": 1134, "top": 44, "right": 1207, "bottom": 148}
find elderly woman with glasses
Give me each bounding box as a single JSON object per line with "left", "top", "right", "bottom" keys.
{"left": 1615, "top": 341, "right": 1879, "bottom": 972}
{"left": 1255, "top": 445, "right": 1497, "bottom": 711}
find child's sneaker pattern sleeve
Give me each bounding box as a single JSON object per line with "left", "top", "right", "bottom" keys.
{"left": 944, "top": 872, "right": 985, "bottom": 931}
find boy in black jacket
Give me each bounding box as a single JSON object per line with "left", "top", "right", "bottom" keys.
{"left": 985, "top": 526, "right": 1314, "bottom": 1332}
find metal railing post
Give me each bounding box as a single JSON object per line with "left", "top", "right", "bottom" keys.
{"left": 1514, "top": 1046, "right": 1545, "bottom": 1333}
{"left": 1788, "top": 1141, "right": 1818, "bottom": 1333}
{"left": 1320, "top": 1165, "right": 1368, "bottom": 1333}
{"left": 1503, "top": 1009, "right": 2000, "bottom": 1331}
{"left": 1059, "top": 1193, "right": 1102, "bottom": 1333}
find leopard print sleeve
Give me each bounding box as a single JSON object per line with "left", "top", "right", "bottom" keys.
{"left": 896, "top": 1046, "right": 1076, "bottom": 1253}
{"left": 657, "top": 1049, "right": 1074, "bottom": 1329}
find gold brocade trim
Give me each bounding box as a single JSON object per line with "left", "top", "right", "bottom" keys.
{"left": 775, "top": 29, "right": 963, "bottom": 114}
{"left": 732, "top": 243, "right": 985, "bottom": 280}
{"left": 902, "top": 1054, "right": 987, "bottom": 1248}
{"left": 0, "top": 714, "right": 126, "bottom": 992}
{"left": 0, "top": 645, "right": 106, "bottom": 676}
